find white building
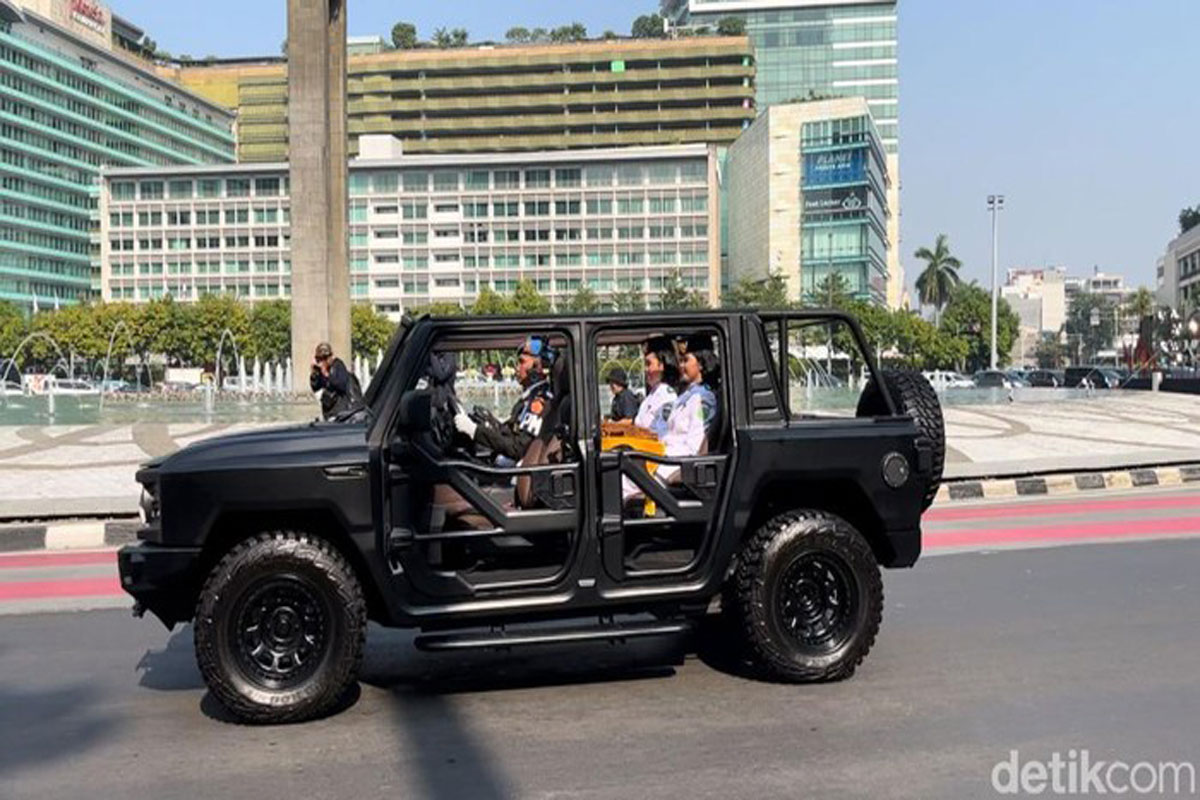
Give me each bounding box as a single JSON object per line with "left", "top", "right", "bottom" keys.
{"left": 1158, "top": 224, "right": 1200, "bottom": 311}
{"left": 726, "top": 98, "right": 890, "bottom": 305}
{"left": 99, "top": 142, "right": 721, "bottom": 316}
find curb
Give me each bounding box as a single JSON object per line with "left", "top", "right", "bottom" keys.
{"left": 934, "top": 465, "right": 1200, "bottom": 505}
{"left": 0, "top": 518, "right": 139, "bottom": 555}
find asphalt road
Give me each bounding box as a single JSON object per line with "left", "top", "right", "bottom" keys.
{"left": 3, "top": 487, "right": 1200, "bottom": 799}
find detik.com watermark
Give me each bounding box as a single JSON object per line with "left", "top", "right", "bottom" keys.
{"left": 992, "top": 750, "right": 1196, "bottom": 795}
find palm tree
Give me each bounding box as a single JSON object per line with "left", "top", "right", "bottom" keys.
{"left": 913, "top": 234, "right": 962, "bottom": 325}
{"left": 1124, "top": 286, "right": 1155, "bottom": 322}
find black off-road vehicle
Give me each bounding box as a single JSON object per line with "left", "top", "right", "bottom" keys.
{"left": 119, "top": 310, "right": 944, "bottom": 723}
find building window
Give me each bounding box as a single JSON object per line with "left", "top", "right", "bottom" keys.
{"left": 465, "top": 170, "right": 489, "bottom": 190}
{"left": 168, "top": 180, "right": 193, "bottom": 199}
{"left": 198, "top": 179, "right": 220, "bottom": 198}
{"left": 373, "top": 172, "right": 399, "bottom": 194}
{"left": 255, "top": 177, "right": 281, "bottom": 196}
{"left": 494, "top": 169, "right": 520, "bottom": 189}
{"left": 111, "top": 182, "right": 135, "bottom": 201}
{"left": 556, "top": 168, "right": 582, "bottom": 188}
{"left": 226, "top": 179, "right": 250, "bottom": 197}
{"left": 402, "top": 172, "right": 428, "bottom": 192}
{"left": 433, "top": 172, "right": 459, "bottom": 192}
{"left": 140, "top": 181, "right": 164, "bottom": 200}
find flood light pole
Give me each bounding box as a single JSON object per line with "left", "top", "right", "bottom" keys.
{"left": 987, "top": 195, "right": 1005, "bottom": 370}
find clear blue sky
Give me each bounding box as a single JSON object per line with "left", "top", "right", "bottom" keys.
{"left": 114, "top": 0, "right": 1200, "bottom": 293}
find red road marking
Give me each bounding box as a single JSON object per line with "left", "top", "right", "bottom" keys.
{"left": 924, "top": 493, "right": 1200, "bottom": 523}
{"left": 0, "top": 551, "right": 117, "bottom": 569}
{"left": 0, "top": 575, "right": 121, "bottom": 600}
{"left": 925, "top": 515, "right": 1200, "bottom": 550}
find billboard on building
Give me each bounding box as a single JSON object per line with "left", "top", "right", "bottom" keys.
{"left": 803, "top": 186, "right": 867, "bottom": 215}
{"left": 803, "top": 149, "right": 865, "bottom": 187}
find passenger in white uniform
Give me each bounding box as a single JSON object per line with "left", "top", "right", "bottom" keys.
{"left": 657, "top": 341, "right": 718, "bottom": 483}
{"left": 633, "top": 338, "right": 678, "bottom": 437}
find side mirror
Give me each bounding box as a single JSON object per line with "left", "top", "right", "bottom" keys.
{"left": 397, "top": 389, "right": 432, "bottom": 432}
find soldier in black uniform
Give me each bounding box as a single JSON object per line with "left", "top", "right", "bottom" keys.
{"left": 454, "top": 336, "right": 557, "bottom": 464}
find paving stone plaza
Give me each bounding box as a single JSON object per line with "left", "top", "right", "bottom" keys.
{"left": 1, "top": 392, "right": 1198, "bottom": 518}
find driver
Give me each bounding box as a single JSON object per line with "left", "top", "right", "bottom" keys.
{"left": 453, "top": 335, "right": 557, "bottom": 464}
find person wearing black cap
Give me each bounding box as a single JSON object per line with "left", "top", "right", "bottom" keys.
{"left": 454, "top": 335, "right": 557, "bottom": 463}
{"left": 605, "top": 366, "right": 641, "bottom": 422}
{"left": 310, "top": 342, "right": 361, "bottom": 420}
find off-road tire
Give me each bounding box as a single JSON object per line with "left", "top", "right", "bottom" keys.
{"left": 194, "top": 531, "right": 366, "bottom": 724}
{"left": 726, "top": 510, "right": 883, "bottom": 682}
{"left": 857, "top": 369, "right": 945, "bottom": 510}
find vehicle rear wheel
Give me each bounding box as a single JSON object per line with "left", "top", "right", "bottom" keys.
{"left": 194, "top": 531, "right": 366, "bottom": 724}
{"left": 856, "top": 369, "right": 945, "bottom": 510}
{"left": 725, "top": 510, "right": 882, "bottom": 682}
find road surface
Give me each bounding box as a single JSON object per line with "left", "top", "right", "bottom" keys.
{"left": 2, "top": 486, "right": 1199, "bottom": 799}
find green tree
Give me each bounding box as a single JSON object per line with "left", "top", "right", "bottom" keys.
{"left": 660, "top": 270, "right": 708, "bottom": 310}
{"left": 350, "top": 303, "right": 396, "bottom": 358}
{"left": 184, "top": 294, "right": 250, "bottom": 368}
{"left": 631, "top": 13, "right": 665, "bottom": 38}
{"left": 0, "top": 300, "right": 27, "bottom": 363}
{"left": 471, "top": 286, "right": 512, "bottom": 316}
{"left": 248, "top": 300, "right": 291, "bottom": 363}
{"left": 602, "top": 29, "right": 618, "bottom": 40}
{"left": 391, "top": 21, "right": 418, "bottom": 49}
{"left": 939, "top": 281, "right": 1020, "bottom": 372}
{"left": 1033, "top": 335, "right": 1066, "bottom": 369}
{"left": 564, "top": 285, "right": 601, "bottom": 313}
{"left": 912, "top": 233, "right": 962, "bottom": 323}
{"left": 611, "top": 286, "right": 646, "bottom": 313}
{"left": 716, "top": 16, "right": 746, "bottom": 36}
{"left": 449, "top": 28, "right": 469, "bottom": 47}
{"left": 510, "top": 280, "right": 552, "bottom": 314}
{"left": 806, "top": 272, "right": 855, "bottom": 309}
{"left": 549, "top": 22, "right": 587, "bottom": 42}
{"left": 1125, "top": 286, "right": 1156, "bottom": 322}
{"left": 432, "top": 27, "right": 452, "bottom": 48}
{"left": 722, "top": 273, "right": 790, "bottom": 309}
{"left": 1180, "top": 205, "right": 1200, "bottom": 235}
{"left": 1065, "top": 292, "right": 1117, "bottom": 364}
{"left": 505, "top": 26, "right": 530, "bottom": 43}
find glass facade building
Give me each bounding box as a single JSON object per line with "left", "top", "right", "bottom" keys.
{"left": 726, "top": 99, "right": 888, "bottom": 304}
{"left": 665, "top": 0, "right": 896, "bottom": 152}
{"left": 100, "top": 144, "right": 721, "bottom": 316}
{"left": 665, "top": 0, "right": 902, "bottom": 307}
{"left": 0, "top": 0, "right": 234, "bottom": 309}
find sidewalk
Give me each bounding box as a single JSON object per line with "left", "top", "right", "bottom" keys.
{"left": 0, "top": 392, "right": 1196, "bottom": 520}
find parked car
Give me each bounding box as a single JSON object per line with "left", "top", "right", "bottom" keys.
{"left": 1064, "top": 367, "right": 1119, "bottom": 389}
{"left": 921, "top": 370, "right": 975, "bottom": 391}
{"left": 973, "top": 370, "right": 1013, "bottom": 388}
{"left": 47, "top": 378, "right": 99, "bottom": 395}
{"left": 1004, "top": 371, "right": 1031, "bottom": 387}
{"left": 1025, "top": 369, "right": 1063, "bottom": 388}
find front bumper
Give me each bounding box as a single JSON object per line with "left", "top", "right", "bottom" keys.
{"left": 117, "top": 542, "right": 203, "bottom": 629}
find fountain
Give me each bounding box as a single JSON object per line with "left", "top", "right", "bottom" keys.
{"left": 99, "top": 320, "right": 142, "bottom": 410}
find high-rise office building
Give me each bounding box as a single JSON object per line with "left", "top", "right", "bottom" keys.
{"left": 99, "top": 140, "right": 721, "bottom": 316}
{"left": 0, "top": 0, "right": 235, "bottom": 309}
{"left": 158, "top": 37, "right": 757, "bottom": 162}
{"left": 664, "top": 0, "right": 903, "bottom": 307}
{"left": 726, "top": 98, "right": 889, "bottom": 304}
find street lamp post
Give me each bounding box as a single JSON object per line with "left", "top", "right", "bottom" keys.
{"left": 987, "top": 195, "right": 1005, "bottom": 370}
{"left": 1089, "top": 306, "right": 1101, "bottom": 363}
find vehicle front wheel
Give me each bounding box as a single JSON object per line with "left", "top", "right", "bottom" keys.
{"left": 726, "top": 510, "right": 882, "bottom": 682}
{"left": 193, "top": 531, "right": 366, "bottom": 724}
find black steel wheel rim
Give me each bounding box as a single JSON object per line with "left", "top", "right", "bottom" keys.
{"left": 776, "top": 552, "right": 858, "bottom": 654}
{"left": 231, "top": 576, "right": 330, "bottom": 690}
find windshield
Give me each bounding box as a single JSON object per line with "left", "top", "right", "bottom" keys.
{"left": 363, "top": 315, "right": 413, "bottom": 409}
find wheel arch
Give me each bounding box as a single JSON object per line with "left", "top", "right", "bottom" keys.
{"left": 197, "top": 509, "right": 389, "bottom": 625}
{"left": 743, "top": 478, "right": 895, "bottom": 567}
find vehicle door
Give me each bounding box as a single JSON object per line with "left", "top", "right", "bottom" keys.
{"left": 379, "top": 322, "right": 586, "bottom": 608}
{"left": 589, "top": 320, "right": 735, "bottom": 585}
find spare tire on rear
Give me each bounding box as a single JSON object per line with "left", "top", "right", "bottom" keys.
{"left": 855, "top": 370, "right": 944, "bottom": 510}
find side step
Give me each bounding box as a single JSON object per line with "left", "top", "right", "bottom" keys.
{"left": 414, "top": 619, "right": 694, "bottom": 652}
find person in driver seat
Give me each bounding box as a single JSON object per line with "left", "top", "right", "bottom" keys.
{"left": 454, "top": 335, "right": 557, "bottom": 464}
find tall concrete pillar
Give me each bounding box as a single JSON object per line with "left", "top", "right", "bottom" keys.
{"left": 288, "top": 0, "right": 349, "bottom": 392}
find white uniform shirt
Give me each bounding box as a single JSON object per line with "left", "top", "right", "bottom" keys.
{"left": 634, "top": 381, "right": 677, "bottom": 437}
